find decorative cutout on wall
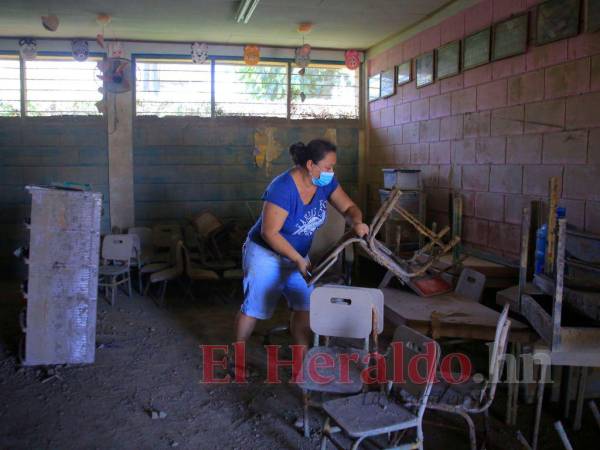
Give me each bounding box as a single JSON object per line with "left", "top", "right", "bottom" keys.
{"left": 19, "top": 38, "right": 37, "bottom": 61}
{"left": 244, "top": 45, "right": 260, "bottom": 65}
{"left": 345, "top": 50, "right": 360, "bottom": 70}
{"left": 254, "top": 127, "right": 282, "bottom": 175}
{"left": 41, "top": 15, "right": 59, "bottom": 32}
{"left": 72, "top": 40, "right": 89, "bottom": 62}
{"left": 191, "top": 42, "right": 209, "bottom": 64}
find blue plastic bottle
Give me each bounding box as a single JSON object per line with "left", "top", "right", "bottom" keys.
{"left": 534, "top": 207, "right": 566, "bottom": 274}
{"left": 534, "top": 224, "right": 547, "bottom": 274}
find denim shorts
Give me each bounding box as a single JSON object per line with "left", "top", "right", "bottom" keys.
{"left": 240, "top": 239, "right": 313, "bottom": 320}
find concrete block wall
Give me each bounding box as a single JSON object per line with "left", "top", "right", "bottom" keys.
{"left": 366, "top": 0, "right": 600, "bottom": 261}
{"left": 0, "top": 116, "right": 110, "bottom": 276}
{"left": 134, "top": 117, "right": 359, "bottom": 228}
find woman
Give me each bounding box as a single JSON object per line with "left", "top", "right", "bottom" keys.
{"left": 234, "top": 138, "right": 369, "bottom": 356}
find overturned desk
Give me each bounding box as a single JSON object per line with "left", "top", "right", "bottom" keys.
{"left": 382, "top": 287, "right": 534, "bottom": 344}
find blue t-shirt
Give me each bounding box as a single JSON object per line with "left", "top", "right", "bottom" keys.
{"left": 248, "top": 169, "right": 339, "bottom": 257}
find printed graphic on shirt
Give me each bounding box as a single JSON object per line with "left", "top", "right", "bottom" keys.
{"left": 292, "top": 200, "right": 327, "bottom": 236}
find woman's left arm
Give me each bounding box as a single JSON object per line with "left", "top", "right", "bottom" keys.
{"left": 329, "top": 186, "right": 369, "bottom": 237}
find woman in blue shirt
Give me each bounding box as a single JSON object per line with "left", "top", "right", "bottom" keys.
{"left": 235, "top": 139, "right": 368, "bottom": 356}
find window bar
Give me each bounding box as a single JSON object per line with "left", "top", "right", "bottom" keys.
{"left": 210, "top": 59, "right": 216, "bottom": 118}
{"left": 20, "top": 55, "right": 26, "bottom": 116}
{"left": 286, "top": 61, "right": 292, "bottom": 121}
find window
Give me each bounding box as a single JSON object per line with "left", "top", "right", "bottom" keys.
{"left": 24, "top": 56, "right": 102, "bottom": 116}
{"left": 135, "top": 59, "right": 211, "bottom": 117}
{"left": 0, "top": 55, "right": 21, "bottom": 116}
{"left": 214, "top": 60, "right": 287, "bottom": 117}
{"left": 290, "top": 64, "right": 359, "bottom": 119}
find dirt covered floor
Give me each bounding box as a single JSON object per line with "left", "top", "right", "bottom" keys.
{"left": 0, "top": 280, "right": 597, "bottom": 449}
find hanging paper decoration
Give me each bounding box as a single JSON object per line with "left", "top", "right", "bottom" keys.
{"left": 295, "top": 43, "right": 311, "bottom": 70}
{"left": 96, "top": 33, "right": 105, "bottom": 49}
{"left": 345, "top": 49, "right": 360, "bottom": 70}
{"left": 41, "top": 15, "right": 60, "bottom": 32}
{"left": 244, "top": 45, "right": 260, "bottom": 66}
{"left": 108, "top": 41, "right": 124, "bottom": 58}
{"left": 72, "top": 40, "right": 89, "bottom": 62}
{"left": 95, "top": 14, "right": 111, "bottom": 49}
{"left": 19, "top": 39, "right": 38, "bottom": 61}
{"left": 191, "top": 42, "right": 209, "bottom": 64}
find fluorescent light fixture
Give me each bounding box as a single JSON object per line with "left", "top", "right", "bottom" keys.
{"left": 235, "top": 0, "right": 260, "bottom": 24}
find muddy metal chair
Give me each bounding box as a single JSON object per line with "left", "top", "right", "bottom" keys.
{"left": 455, "top": 268, "right": 487, "bottom": 302}
{"left": 297, "top": 285, "right": 384, "bottom": 438}
{"left": 320, "top": 325, "right": 440, "bottom": 450}
{"left": 308, "top": 187, "right": 460, "bottom": 287}
{"left": 98, "top": 234, "right": 135, "bottom": 306}
{"left": 427, "top": 303, "right": 511, "bottom": 450}
{"left": 181, "top": 244, "right": 220, "bottom": 301}
{"left": 144, "top": 240, "right": 185, "bottom": 307}
{"left": 191, "top": 211, "right": 237, "bottom": 270}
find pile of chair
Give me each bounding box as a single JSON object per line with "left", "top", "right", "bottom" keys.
{"left": 297, "top": 285, "right": 511, "bottom": 450}
{"left": 98, "top": 211, "right": 243, "bottom": 306}
{"left": 308, "top": 187, "right": 461, "bottom": 287}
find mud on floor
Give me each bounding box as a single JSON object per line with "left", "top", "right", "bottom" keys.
{"left": 0, "top": 281, "right": 597, "bottom": 449}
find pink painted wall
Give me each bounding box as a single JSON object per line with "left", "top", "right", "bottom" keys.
{"left": 366, "top": 0, "right": 600, "bottom": 261}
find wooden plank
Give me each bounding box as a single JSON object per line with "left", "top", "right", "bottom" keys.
{"left": 518, "top": 207, "right": 531, "bottom": 312}
{"left": 521, "top": 294, "right": 553, "bottom": 344}
{"left": 552, "top": 218, "right": 566, "bottom": 349}
{"left": 452, "top": 194, "right": 462, "bottom": 265}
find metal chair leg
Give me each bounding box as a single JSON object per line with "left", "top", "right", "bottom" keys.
{"left": 143, "top": 277, "right": 151, "bottom": 297}
{"left": 320, "top": 417, "right": 330, "bottom": 450}
{"left": 303, "top": 390, "right": 310, "bottom": 438}
{"left": 457, "top": 410, "right": 477, "bottom": 450}
{"left": 417, "top": 423, "right": 424, "bottom": 450}
{"left": 127, "top": 271, "right": 132, "bottom": 298}
{"left": 159, "top": 280, "right": 168, "bottom": 307}
{"left": 111, "top": 277, "right": 116, "bottom": 306}
{"left": 481, "top": 409, "right": 490, "bottom": 450}
{"left": 350, "top": 436, "right": 366, "bottom": 450}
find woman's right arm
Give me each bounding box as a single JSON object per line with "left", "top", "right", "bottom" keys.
{"left": 260, "top": 201, "right": 309, "bottom": 275}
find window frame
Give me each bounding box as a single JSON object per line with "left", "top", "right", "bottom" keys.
{"left": 132, "top": 53, "right": 360, "bottom": 121}
{"left": 0, "top": 51, "right": 23, "bottom": 117}
{"left": 22, "top": 51, "right": 106, "bottom": 117}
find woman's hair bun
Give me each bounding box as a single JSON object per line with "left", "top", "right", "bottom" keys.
{"left": 289, "top": 139, "right": 336, "bottom": 167}
{"left": 289, "top": 141, "right": 307, "bottom": 165}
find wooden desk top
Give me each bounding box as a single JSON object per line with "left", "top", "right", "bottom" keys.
{"left": 382, "top": 287, "right": 535, "bottom": 343}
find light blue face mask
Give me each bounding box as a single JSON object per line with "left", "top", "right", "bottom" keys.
{"left": 312, "top": 170, "right": 335, "bottom": 187}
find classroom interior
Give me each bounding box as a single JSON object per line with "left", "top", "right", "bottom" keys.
{"left": 1, "top": 0, "right": 600, "bottom": 449}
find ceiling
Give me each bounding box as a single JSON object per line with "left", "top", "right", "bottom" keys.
{"left": 0, "top": 0, "right": 452, "bottom": 50}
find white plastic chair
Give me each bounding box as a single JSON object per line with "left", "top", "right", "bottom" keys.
{"left": 297, "top": 285, "right": 384, "bottom": 438}
{"left": 98, "top": 234, "right": 134, "bottom": 306}
{"left": 455, "top": 268, "right": 487, "bottom": 302}
{"left": 320, "top": 325, "right": 440, "bottom": 450}
{"left": 427, "top": 304, "right": 511, "bottom": 450}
